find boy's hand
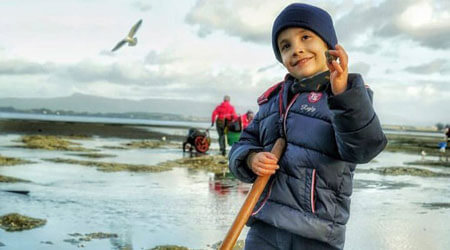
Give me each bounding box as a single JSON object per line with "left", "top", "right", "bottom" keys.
{"left": 326, "top": 44, "right": 348, "bottom": 95}
{"left": 248, "top": 152, "right": 279, "bottom": 176}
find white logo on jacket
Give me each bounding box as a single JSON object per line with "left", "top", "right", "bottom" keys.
{"left": 300, "top": 104, "right": 316, "bottom": 113}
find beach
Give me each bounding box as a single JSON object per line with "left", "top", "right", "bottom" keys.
{"left": 0, "top": 118, "right": 449, "bottom": 250}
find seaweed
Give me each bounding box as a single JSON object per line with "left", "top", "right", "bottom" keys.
{"left": 19, "top": 135, "right": 92, "bottom": 151}
{"left": 0, "top": 155, "right": 32, "bottom": 166}
{"left": 0, "top": 213, "right": 46, "bottom": 232}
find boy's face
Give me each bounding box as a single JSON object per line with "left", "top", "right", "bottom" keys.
{"left": 277, "top": 27, "right": 329, "bottom": 79}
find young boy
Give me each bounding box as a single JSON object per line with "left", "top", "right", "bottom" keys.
{"left": 229, "top": 3, "right": 387, "bottom": 249}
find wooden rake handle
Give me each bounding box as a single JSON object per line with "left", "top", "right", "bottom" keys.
{"left": 220, "top": 138, "right": 286, "bottom": 250}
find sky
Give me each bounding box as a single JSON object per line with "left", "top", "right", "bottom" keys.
{"left": 0, "top": 0, "right": 449, "bottom": 126}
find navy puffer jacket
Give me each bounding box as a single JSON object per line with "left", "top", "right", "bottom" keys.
{"left": 229, "top": 73, "right": 387, "bottom": 249}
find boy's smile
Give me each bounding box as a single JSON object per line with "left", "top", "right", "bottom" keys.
{"left": 277, "top": 27, "right": 329, "bottom": 79}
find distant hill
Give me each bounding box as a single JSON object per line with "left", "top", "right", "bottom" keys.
{"left": 0, "top": 93, "right": 249, "bottom": 120}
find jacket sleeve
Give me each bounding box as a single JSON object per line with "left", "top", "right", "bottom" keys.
{"left": 230, "top": 106, "right": 239, "bottom": 121}
{"left": 328, "top": 74, "right": 387, "bottom": 164}
{"left": 228, "top": 112, "right": 263, "bottom": 183}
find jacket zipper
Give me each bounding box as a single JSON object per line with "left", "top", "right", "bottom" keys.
{"left": 282, "top": 93, "right": 316, "bottom": 214}
{"left": 283, "top": 93, "right": 300, "bottom": 137}
{"left": 252, "top": 92, "right": 300, "bottom": 216}
{"left": 311, "top": 169, "right": 316, "bottom": 213}
{"left": 251, "top": 179, "right": 275, "bottom": 216}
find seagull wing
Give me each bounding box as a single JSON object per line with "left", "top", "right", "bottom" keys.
{"left": 128, "top": 19, "right": 142, "bottom": 37}
{"left": 111, "top": 39, "right": 127, "bottom": 52}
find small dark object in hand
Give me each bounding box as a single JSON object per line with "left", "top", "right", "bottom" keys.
{"left": 325, "top": 50, "right": 337, "bottom": 64}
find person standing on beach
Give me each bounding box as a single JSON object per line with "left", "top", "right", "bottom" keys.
{"left": 228, "top": 3, "right": 387, "bottom": 249}
{"left": 211, "top": 95, "right": 238, "bottom": 156}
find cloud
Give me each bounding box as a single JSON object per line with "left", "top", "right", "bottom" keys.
{"left": 132, "top": 1, "right": 151, "bottom": 12}
{"left": 336, "top": 0, "right": 450, "bottom": 50}
{"left": 423, "top": 79, "right": 450, "bottom": 89}
{"left": 0, "top": 59, "right": 48, "bottom": 75}
{"left": 145, "top": 50, "right": 178, "bottom": 65}
{"left": 349, "top": 62, "right": 371, "bottom": 75}
{"left": 393, "top": 0, "right": 450, "bottom": 49}
{"left": 333, "top": 0, "right": 417, "bottom": 52}
{"left": 406, "top": 84, "right": 436, "bottom": 97}
{"left": 184, "top": 0, "right": 371, "bottom": 46}
{"left": 0, "top": 55, "right": 276, "bottom": 108}
{"left": 99, "top": 50, "right": 116, "bottom": 57}
{"left": 0, "top": 58, "right": 165, "bottom": 87}
{"left": 64, "top": 60, "right": 273, "bottom": 110}
{"left": 185, "top": 0, "right": 450, "bottom": 51}
{"left": 57, "top": 60, "right": 171, "bottom": 86}
{"left": 184, "top": 0, "right": 354, "bottom": 44}
{"left": 403, "top": 59, "right": 450, "bottom": 75}
{"left": 257, "top": 63, "right": 281, "bottom": 73}
{"left": 185, "top": 0, "right": 288, "bottom": 44}
{"left": 374, "top": 80, "right": 450, "bottom": 125}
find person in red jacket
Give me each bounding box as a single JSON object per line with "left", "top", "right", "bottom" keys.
{"left": 211, "top": 95, "right": 238, "bottom": 156}
{"left": 241, "top": 110, "right": 254, "bottom": 130}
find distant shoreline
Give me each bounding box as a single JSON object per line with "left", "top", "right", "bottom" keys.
{"left": 0, "top": 111, "right": 209, "bottom": 129}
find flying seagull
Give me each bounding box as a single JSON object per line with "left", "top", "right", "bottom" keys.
{"left": 111, "top": 19, "right": 143, "bottom": 52}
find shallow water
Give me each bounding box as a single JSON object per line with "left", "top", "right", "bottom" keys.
{"left": 0, "top": 134, "right": 449, "bottom": 249}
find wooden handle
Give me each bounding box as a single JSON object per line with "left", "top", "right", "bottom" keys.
{"left": 220, "top": 138, "right": 286, "bottom": 250}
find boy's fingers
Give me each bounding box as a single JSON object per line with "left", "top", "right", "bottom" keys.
{"left": 335, "top": 44, "right": 346, "bottom": 54}
{"left": 257, "top": 167, "right": 276, "bottom": 176}
{"left": 332, "top": 60, "right": 343, "bottom": 73}
{"left": 253, "top": 166, "right": 277, "bottom": 176}
{"left": 263, "top": 152, "right": 278, "bottom": 161}
{"left": 252, "top": 152, "right": 280, "bottom": 176}
{"left": 328, "top": 47, "right": 348, "bottom": 70}
{"left": 255, "top": 161, "right": 279, "bottom": 170}
{"left": 260, "top": 158, "right": 277, "bottom": 164}
{"left": 335, "top": 44, "right": 348, "bottom": 70}
{"left": 326, "top": 61, "right": 335, "bottom": 72}
{"left": 264, "top": 164, "right": 279, "bottom": 170}
{"left": 327, "top": 50, "right": 338, "bottom": 55}
{"left": 259, "top": 153, "right": 278, "bottom": 164}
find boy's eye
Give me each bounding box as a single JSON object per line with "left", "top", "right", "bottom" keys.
{"left": 280, "top": 43, "right": 290, "bottom": 51}
{"left": 301, "top": 35, "right": 311, "bottom": 40}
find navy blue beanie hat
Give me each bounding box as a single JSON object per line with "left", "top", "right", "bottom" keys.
{"left": 272, "top": 3, "right": 338, "bottom": 63}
